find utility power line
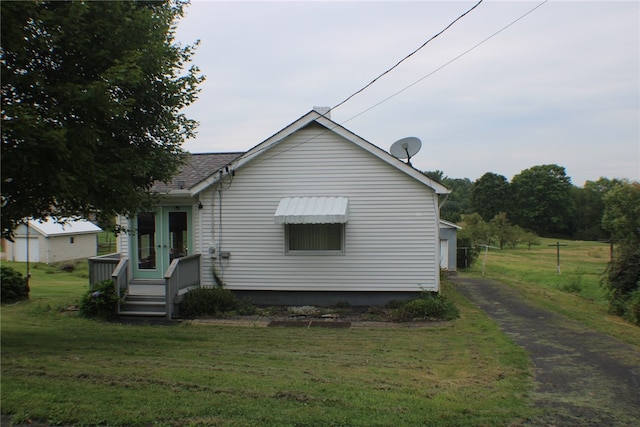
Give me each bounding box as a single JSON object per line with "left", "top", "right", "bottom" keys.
{"left": 214, "top": 0, "right": 547, "bottom": 175}
{"left": 218, "top": 1, "right": 488, "bottom": 168}
{"left": 330, "top": 0, "right": 484, "bottom": 114}
{"left": 341, "top": 0, "right": 549, "bottom": 125}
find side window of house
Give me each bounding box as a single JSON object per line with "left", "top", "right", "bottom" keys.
{"left": 286, "top": 224, "right": 344, "bottom": 253}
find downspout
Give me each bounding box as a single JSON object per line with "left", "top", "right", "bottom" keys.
{"left": 436, "top": 190, "right": 452, "bottom": 292}
{"left": 438, "top": 192, "right": 450, "bottom": 210}
{"left": 198, "top": 197, "right": 204, "bottom": 285}
{"left": 434, "top": 192, "right": 445, "bottom": 292}
{"left": 217, "top": 186, "right": 224, "bottom": 282}
{"left": 214, "top": 167, "right": 235, "bottom": 286}
{"left": 208, "top": 189, "right": 219, "bottom": 286}
{"left": 198, "top": 198, "right": 203, "bottom": 256}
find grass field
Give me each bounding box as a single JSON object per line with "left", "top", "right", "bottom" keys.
{"left": 2, "top": 261, "right": 534, "bottom": 426}
{"left": 3, "top": 238, "right": 639, "bottom": 426}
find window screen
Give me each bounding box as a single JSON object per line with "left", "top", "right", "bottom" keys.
{"left": 286, "top": 223, "right": 343, "bottom": 252}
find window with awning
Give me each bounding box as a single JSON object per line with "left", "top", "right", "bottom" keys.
{"left": 274, "top": 197, "right": 348, "bottom": 224}
{"left": 275, "top": 197, "right": 348, "bottom": 253}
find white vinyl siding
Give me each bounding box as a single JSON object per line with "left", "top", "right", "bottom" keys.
{"left": 116, "top": 215, "right": 129, "bottom": 256}
{"left": 204, "top": 124, "right": 440, "bottom": 293}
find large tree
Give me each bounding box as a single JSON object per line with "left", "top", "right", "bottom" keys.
{"left": 1, "top": 0, "right": 203, "bottom": 238}
{"left": 470, "top": 172, "right": 511, "bottom": 222}
{"left": 423, "top": 170, "right": 472, "bottom": 223}
{"left": 572, "top": 177, "right": 623, "bottom": 240}
{"left": 510, "top": 164, "right": 574, "bottom": 236}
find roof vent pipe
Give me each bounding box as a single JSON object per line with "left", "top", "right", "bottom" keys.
{"left": 313, "top": 106, "right": 331, "bottom": 119}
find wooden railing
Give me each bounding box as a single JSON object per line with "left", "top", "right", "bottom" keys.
{"left": 88, "top": 253, "right": 129, "bottom": 314}
{"left": 164, "top": 254, "right": 201, "bottom": 319}
{"left": 111, "top": 258, "right": 129, "bottom": 312}
{"left": 88, "top": 253, "right": 121, "bottom": 287}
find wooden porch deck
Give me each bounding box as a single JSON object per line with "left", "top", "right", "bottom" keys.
{"left": 88, "top": 254, "right": 201, "bottom": 319}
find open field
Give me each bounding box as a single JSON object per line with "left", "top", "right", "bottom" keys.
{"left": 2, "top": 261, "right": 533, "bottom": 426}
{"left": 464, "top": 238, "right": 640, "bottom": 347}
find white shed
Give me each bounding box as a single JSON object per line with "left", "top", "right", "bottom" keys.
{"left": 439, "top": 220, "right": 461, "bottom": 271}
{"left": 6, "top": 218, "right": 101, "bottom": 263}
{"left": 116, "top": 109, "right": 450, "bottom": 306}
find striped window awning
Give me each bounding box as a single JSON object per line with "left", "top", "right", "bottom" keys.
{"left": 274, "top": 197, "right": 349, "bottom": 224}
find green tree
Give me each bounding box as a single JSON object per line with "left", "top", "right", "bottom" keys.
{"left": 462, "top": 212, "right": 492, "bottom": 246}
{"left": 441, "top": 177, "right": 473, "bottom": 223}
{"left": 514, "top": 227, "right": 541, "bottom": 249}
{"left": 510, "top": 164, "right": 574, "bottom": 236}
{"left": 602, "top": 181, "right": 640, "bottom": 324}
{"left": 456, "top": 212, "right": 491, "bottom": 269}
{"left": 470, "top": 172, "right": 511, "bottom": 221}
{"left": 572, "top": 178, "right": 622, "bottom": 240}
{"left": 489, "top": 212, "right": 515, "bottom": 250}
{"left": 1, "top": 0, "right": 204, "bottom": 238}
{"left": 423, "top": 171, "right": 472, "bottom": 222}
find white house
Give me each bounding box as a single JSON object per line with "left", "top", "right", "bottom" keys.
{"left": 7, "top": 217, "right": 102, "bottom": 263}
{"left": 103, "top": 109, "right": 450, "bottom": 314}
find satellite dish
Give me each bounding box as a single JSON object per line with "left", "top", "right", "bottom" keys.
{"left": 390, "top": 137, "right": 421, "bottom": 166}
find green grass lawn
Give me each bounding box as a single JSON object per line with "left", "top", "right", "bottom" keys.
{"left": 1, "top": 260, "right": 535, "bottom": 427}
{"left": 464, "top": 237, "right": 640, "bottom": 347}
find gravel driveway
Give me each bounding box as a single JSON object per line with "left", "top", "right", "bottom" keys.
{"left": 452, "top": 275, "right": 640, "bottom": 426}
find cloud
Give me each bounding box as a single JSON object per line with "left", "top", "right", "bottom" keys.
{"left": 176, "top": 0, "right": 639, "bottom": 186}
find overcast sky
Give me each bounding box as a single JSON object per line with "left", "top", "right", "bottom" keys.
{"left": 175, "top": 0, "right": 639, "bottom": 186}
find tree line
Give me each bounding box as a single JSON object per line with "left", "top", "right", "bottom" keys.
{"left": 425, "top": 165, "right": 639, "bottom": 325}
{"left": 425, "top": 164, "right": 628, "bottom": 241}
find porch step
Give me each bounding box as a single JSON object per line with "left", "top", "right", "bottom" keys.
{"left": 120, "top": 285, "right": 167, "bottom": 317}
{"left": 118, "top": 310, "right": 166, "bottom": 317}
{"left": 128, "top": 282, "right": 165, "bottom": 298}
{"left": 126, "top": 295, "right": 165, "bottom": 304}
{"left": 120, "top": 297, "right": 166, "bottom": 317}
{"left": 129, "top": 279, "right": 165, "bottom": 286}
{"left": 119, "top": 279, "right": 168, "bottom": 317}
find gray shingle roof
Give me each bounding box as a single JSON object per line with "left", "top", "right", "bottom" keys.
{"left": 152, "top": 152, "right": 244, "bottom": 193}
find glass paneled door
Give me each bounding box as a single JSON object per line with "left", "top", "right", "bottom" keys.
{"left": 133, "top": 207, "right": 192, "bottom": 279}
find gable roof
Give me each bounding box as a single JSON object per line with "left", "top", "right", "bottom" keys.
{"left": 152, "top": 152, "right": 243, "bottom": 193}
{"left": 28, "top": 217, "right": 102, "bottom": 237}
{"left": 189, "top": 110, "right": 449, "bottom": 196}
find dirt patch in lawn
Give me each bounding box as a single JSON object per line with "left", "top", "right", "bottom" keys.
{"left": 452, "top": 275, "right": 640, "bottom": 427}
{"left": 188, "top": 314, "right": 445, "bottom": 329}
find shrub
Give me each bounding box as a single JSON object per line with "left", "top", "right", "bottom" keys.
{"left": 560, "top": 276, "right": 583, "bottom": 294}
{"left": 179, "top": 287, "right": 255, "bottom": 318}
{"left": 59, "top": 262, "right": 76, "bottom": 272}
{"left": 456, "top": 234, "right": 478, "bottom": 269}
{"left": 384, "top": 299, "right": 407, "bottom": 309}
{"left": 615, "top": 288, "right": 640, "bottom": 326}
{"left": 79, "top": 280, "right": 120, "bottom": 320}
{"left": 1, "top": 265, "right": 30, "bottom": 304}
{"left": 604, "top": 244, "right": 640, "bottom": 323}
{"left": 391, "top": 292, "right": 460, "bottom": 322}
